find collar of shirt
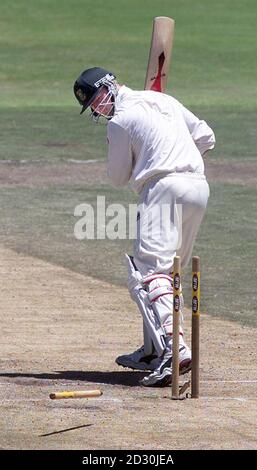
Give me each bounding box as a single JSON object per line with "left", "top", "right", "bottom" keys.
{"left": 115, "top": 85, "right": 133, "bottom": 111}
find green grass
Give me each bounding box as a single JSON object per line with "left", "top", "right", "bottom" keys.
{"left": 187, "top": 182, "right": 257, "bottom": 326}
{"left": 1, "top": 0, "right": 257, "bottom": 108}
{"left": 0, "top": 0, "right": 257, "bottom": 161}
{"left": 0, "top": 182, "right": 256, "bottom": 327}
{"left": 0, "top": 184, "right": 136, "bottom": 285}
{"left": 0, "top": 108, "right": 107, "bottom": 161}
{"left": 1, "top": 106, "right": 257, "bottom": 162}
{"left": 0, "top": 0, "right": 257, "bottom": 327}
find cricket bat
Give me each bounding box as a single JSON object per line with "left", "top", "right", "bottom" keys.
{"left": 144, "top": 16, "right": 175, "bottom": 92}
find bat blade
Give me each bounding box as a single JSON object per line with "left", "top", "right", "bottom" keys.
{"left": 144, "top": 16, "right": 175, "bottom": 93}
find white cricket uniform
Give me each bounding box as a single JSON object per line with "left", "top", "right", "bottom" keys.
{"left": 107, "top": 86, "right": 215, "bottom": 349}
{"left": 107, "top": 85, "right": 215, "bottom": 277}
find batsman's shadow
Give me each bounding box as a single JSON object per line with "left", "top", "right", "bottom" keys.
{"left": 58, "top": 370, "right": 146, "bottom": 387}
{"left": 0, "top": 370, "right": 147, "bottom": 387}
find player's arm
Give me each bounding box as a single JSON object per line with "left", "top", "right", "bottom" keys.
{"left": 181, "top": 104, "right": 216, "bottom": 156}
{"left": 107, "top": 121, "right": 133, "bottom": 187}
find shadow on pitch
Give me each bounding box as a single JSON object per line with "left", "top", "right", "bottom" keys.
{"left": 0, "top": 370, "right": 147, "bottom": 387}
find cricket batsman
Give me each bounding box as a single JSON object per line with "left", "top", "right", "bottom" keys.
{"left": 74, "top": 67, "right": 215, "bottom": 387}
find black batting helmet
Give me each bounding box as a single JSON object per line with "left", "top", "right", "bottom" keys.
{"left": 73, "top": 67, "right": 116, "bottom": 114}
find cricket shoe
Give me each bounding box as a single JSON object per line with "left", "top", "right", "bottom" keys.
{"left": 115, "top": 346, "right": 159, "bottom": 371}
{"left": 140, "top": 344, "right": 191, "bottom": 387}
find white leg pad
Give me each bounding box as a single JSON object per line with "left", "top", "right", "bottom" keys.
{"left": 143, "top": 323, "right": 154, "bottom": 356}
{"left": 144, "top": 274, "right": 173, "bottom": 336}
{"left": 125, "top": 254, "right": 166, "bottom": 356}
{"left": 144, "top": 274, "right": 184, "bottom": 336}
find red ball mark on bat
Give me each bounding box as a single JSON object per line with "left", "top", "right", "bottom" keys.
{"left": 150, "top": 52, "right": 166, "bottom": 92}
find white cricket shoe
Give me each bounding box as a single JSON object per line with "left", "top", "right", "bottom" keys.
{"left": 140, "top": 344, "right": 191, "bottom": 387}
{"left": 116, "top": 346, "right": 159, "bottom": 371}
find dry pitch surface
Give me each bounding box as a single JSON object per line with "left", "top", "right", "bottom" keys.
{"left": 0, "top": 246, "right": 256, "bottom": 450}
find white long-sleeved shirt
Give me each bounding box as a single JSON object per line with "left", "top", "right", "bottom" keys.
{"left": 107, "top": 86, "right": 215, "bottom": 193}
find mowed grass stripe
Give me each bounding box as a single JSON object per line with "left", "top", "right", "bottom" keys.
{"left": 0, "top": 182, "right": 256, "bottom": 327}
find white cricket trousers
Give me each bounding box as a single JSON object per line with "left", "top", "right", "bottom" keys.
{"left": 134, "top": 173, "right": 210, "bottom": 276}
{"left": 131, "top": 172, "right": 209, "bottom": 354}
